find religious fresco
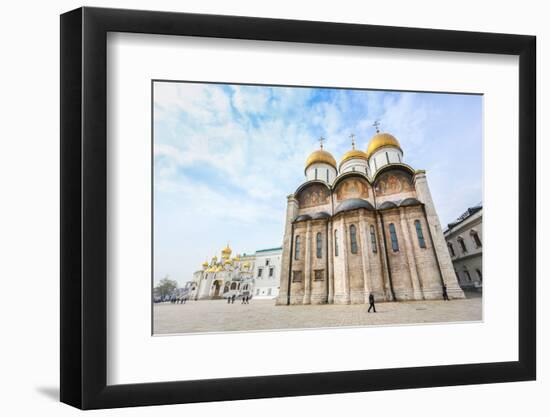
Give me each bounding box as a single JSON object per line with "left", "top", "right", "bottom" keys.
{"left": 297, "top": 183, "right": 330, "bottom": 208}
{"left": 335, "top": 177, "right": 370, "bottom": 201}
{"left": 374, "top": 171, "right": 414, "bottom": 196}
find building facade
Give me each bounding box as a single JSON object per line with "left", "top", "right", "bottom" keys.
{"left": 252, "top": 247, "right": 283, "bottom": 299}
{"left": 276, "top": 130, "right": 465, "bottom": 305}
{"left": 189, "top": 246, "right": 282, "bottom": 300}
{"left": 444, "top": 206, "right": 483, "bottom": 291}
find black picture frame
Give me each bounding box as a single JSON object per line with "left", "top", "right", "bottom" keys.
{"left": 60, "top": 6, "right": 536, "bottom": 410}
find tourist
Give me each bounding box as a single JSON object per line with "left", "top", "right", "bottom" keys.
{"left": 368, "top": 293, "right": 376, "bottom": 313}
{"left": 442, "top": 284, "right": 450, "bottom": 301}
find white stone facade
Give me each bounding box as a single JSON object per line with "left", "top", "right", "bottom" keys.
{"left": 444, "top": 206, "right": 483, "bottom": 290}
{"left": 252, "top": 247, "right": 283, "bottom": 299}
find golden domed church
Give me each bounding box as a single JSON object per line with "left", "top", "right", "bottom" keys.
{"left": 277, "top": 129, "right": 464, "bottom": 305}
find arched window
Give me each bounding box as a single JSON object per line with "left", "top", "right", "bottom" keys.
{"left": 389, "top": 223, "right": 399, "bottom": 252}
{"left": 334, "top": 230, "right": 339, "bottom": 257}
{"left": 476, "top": 268, "right": 482, "bottom": 282}
{"left": 458, "top": 236, "right": 467, "bottom": 254}
{"left": 448, "top": 242, "right": 456, "bottom": 257}
{"left": 316, "top": 232, "right": 322, "bottom": 258}
{"left": 350, "top": 224, "right": 358, "bottom": 254}
{"left": 294, "top": 235, "right": 300, "bottom": 260}
{"left": 471, "top": 230, "right": 482, "bottom": 248}
{"left": 370, "top": 225, "right": 377, "bottom": 253}
{"left": 414, "top": 220, "right": 426, "bottom": 248}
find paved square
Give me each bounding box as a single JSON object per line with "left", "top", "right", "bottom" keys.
{"left": 153, "top": 292, "right": 482, "bottom": 334}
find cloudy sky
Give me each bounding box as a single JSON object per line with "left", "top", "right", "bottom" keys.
{"left": 153, "top": 81, "right": 482, "bottom": 286}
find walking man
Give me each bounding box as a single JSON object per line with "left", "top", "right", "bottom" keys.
{"left": 368, "top": 293, "right": 376, "bottom": 313}
{"left": 231, "top": 294, "right": 236, "bottom": 304}
{"left": 442, "top": 284, "right": 450, "bottom": 301}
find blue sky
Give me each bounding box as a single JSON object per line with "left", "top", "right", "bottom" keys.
{"left": 154, "top": 81, "right": 482, "bottom": 286}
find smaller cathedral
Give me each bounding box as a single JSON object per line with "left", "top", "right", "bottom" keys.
{"left": 189, "top": 245, "right": 256, "bottom": 300}
{"left": 277, "top": 127, "right": 465, "bottom": 305}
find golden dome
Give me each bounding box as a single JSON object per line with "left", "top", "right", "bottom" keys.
{"left": 223, "top": 259, "right": 232, "bottom": 265}
{"left": 340, "top": 149, "right": 368, "bottom": 168}
{"left": 305, "top": 149, "right": 337, "bottom": 171}
{"left": 202, "top": 261, "right": 209, "bottom": 267}
{"left": 366, "top": 132, "right": 402, "bottom": 158}
{"left": 216, "top": 266, "right": 223, "bottom": 272}
{"left": 221, "top": 245, "right": 232, "bottom": 255}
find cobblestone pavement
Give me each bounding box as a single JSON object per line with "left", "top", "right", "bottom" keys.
{"left": 154, "top": 291, "right": 482, "bottom": 334}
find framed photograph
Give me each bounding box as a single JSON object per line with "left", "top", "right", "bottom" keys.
{"left": 60, "top": 6, "right": 536, "bottom": 409}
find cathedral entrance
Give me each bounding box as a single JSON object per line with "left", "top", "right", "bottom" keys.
{"left": 212, "top": 281, "right": 221, "bottom": 298}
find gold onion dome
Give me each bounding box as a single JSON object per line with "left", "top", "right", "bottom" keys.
{"left": 221, "top": 245, "right": 232, "bottom": 255}
{"left": 202, "top": 261, "right": 209, "bottom": 267}
{"left": 305, "top": 149, "right": 337, "bottom": 171}
{"left": 366, "top": 132, "right": 402, "bottom": 158}
{"left": 223, "top": 259, "right": 232, "bottom": 265}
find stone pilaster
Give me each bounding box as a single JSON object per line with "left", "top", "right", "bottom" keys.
{"left": 399, "top": 208, "right": 424, "bottom": 300}
{"left": 276, "top": 195, "right": 299, "bottom": 305}
{"left": 414, "top": 172, "right": 465, "bottom": 299}
{"left": 358, "top": 210, "right": 372, "bottom": 303}
{"left": 303, "top": 221, "right": 312, "bottom": 305}
{"left": 376, "top": 214, "right": 394, "bottom": 301}
{"left": 327, "top": 219, "right": 334, "bottom": 304}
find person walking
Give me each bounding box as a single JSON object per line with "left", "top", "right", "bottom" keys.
{"left": 442, "top": 284, "right": 450, "bottom": 301}
{"left": 368, "top": 293, "right": 376, "bottom": 313}
{"left": 227, "top": 296, "right": 231, "bottom": 304}
{"left": 231, "top": 294, "right": 236, "bottom": 304}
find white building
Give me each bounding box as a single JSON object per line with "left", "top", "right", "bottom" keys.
{"left": 252, "top": 247, "right": 283, "bottom": 299}
{"left": 444, "top": 206, "right": 483, "bottom": 291}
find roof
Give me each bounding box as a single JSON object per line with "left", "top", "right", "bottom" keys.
{"left": 446, "top": 205, "right": 483, "bottom": 231}
{"left": 255, "top": 247, "right": 283, "bottom": 253}
{"left": 334, "top": 198, "right": 375, "bottom": 215}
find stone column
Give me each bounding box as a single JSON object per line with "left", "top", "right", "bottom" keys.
{"left": 276, "top": 195, "right": 299, "bottom": 305}
{"left": 303, "top": 221, "right": 312, "bottom": 305}
{"left": 399, "top": 208, "right": 424, "bottom": 300}
{"left": 358, "top": 210, "right": 372, "bottom": 303}
{"left": 327, "top": 219, "right": 334, "bottom": 304}
{"left": 414, "top": 172, "right": 465, "bottom": 299}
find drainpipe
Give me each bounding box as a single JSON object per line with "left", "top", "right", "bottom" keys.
{"left": 287, "top": 223, "right": 295, "bottom": 305}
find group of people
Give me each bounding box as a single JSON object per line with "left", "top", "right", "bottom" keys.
{"left": 226, "top": 294, "right": 251, "bottom": 304}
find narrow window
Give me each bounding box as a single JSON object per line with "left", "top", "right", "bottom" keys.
{"left": 334, "top": 230, "right": 339, "bottom": 256}
{"left": 365, "top": 167, "right": 368, "bottom": 175}
{"left": 458, "top": 237, "right": 467, "bottom": 254}
{"left": 389, "top": 223, "right": 399, "bottom": 252}
{"left": 471, "top": 230, "right": 482, "bottom": 248}
{"left": 265, "top": 259, "right": 270, "bottom": 266}
{"left": 326, "top": 169, "right": 329, "bottom": 182}
{"left": 294, "top": 236, "right": 300, "bottom": 260}
{"left": 397, "top": 153, "right": 402, "bottom": 163}
{"left": 414, "top": 220, "right": 426, "bottom": 248}
{"left": 370, "top": 225, "right": 377, "bottom": 253}
{"left": 350, "top": 224, "right": 358, "bottom": 254}
{"left": 385, "top": 152, "right": 390, "bottom": 164}
{"left": 315, "top": 168, "right": 318, "bottom": 179}
{"left": 464, "top": 269, "right": 472, "bottom": 281}
{"left": 373, "top": 158, "right": 378, "bottom": 171}
{"left": 316, "top": 232, "right": 322, "bottom": 258}
{"left": 476, "top": 269, "right": 482, "bottom": 282}
{"left": 257, "top": 268, "right": 262, "bottom": 278}
{"left": 448, "top": 243, "right": 456, "bottom": 257}
{"left": 269, "top": 267, "right": 274, "bottom": 277}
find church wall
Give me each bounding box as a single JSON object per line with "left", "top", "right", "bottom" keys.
{"left": 415, "top": 172, "right": 465, "bottom": 299}
{"left": 276, "top": 196, "right": 298, "bottom": 305}
{"left": 295, "top": 183, "right": 332, "bottom": 217}
{"left": 402, "top": 206, "right": 445, "bottom": 299}
{"left": 360, "top": 210, "right": 387, "bottom": 300}
{"left": 309, "top": 220, "right": 329, "bottom": 304}
{"left": 342, "top": 212, "right": 367, "bottom": 304}
{"left": 380, "top": 208, "right": 416, "bottom": 300}
{"left": 333, "top": 176, "right": 375, "bottom": 207}
{"left": 332, "top": 216, "right": 350, "bottom": 304}
{"left": 288, "top": 222, "right": 307, "bottom": 304}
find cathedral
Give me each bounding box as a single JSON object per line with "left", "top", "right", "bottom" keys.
{"left": 276, "top": 128, "right": 465, "bottom": 305}
{"left": 189, "top": 245, "right": 256, "bottom": 300}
